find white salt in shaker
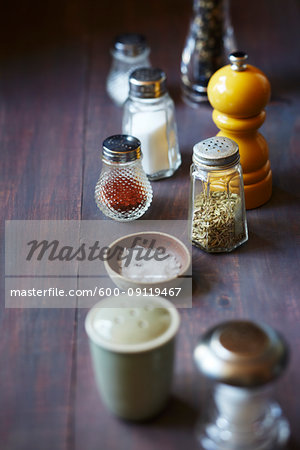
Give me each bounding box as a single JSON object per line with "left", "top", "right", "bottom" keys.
{"left": 122, "top": 67, "right": 181, "bottom": 180}
{"left": 194, "top": 320, "right": 290, "bottom": 449}
{"left": 106, "top": 34, "right": 151, "bottom": 106}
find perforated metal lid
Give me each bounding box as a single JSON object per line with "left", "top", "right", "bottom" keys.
{"left": 102, "top": 135, "right": 141, "bottom": 163}
{"left": 194, "top": 320, "right": 289, "bottom": 388}
{"left": 113, "top": 33, "right": 148, "bottom": 57}
{"left": 229, "top": 51, "right": 248, "bottom": 72}
{"left": 129, "top": 67, "right": 167, "bottom": 98}
{"left": 193, "top": 137, "right": 240, "bottom": 168}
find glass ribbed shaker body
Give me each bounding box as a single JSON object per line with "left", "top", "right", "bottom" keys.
{"left": 95, "top": 135, "right": 152, "bottom": 221}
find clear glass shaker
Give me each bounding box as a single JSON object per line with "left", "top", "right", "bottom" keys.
{"left": 122, "top": 67, "right": 181, "bottom": 180}
{"left": 189, "top": 136, "right": 248, "bottom": 252}
{"left": 194, "top": 320, "right": 290, "bottom": 449}
{"left": 106, "top": 33, "right": 151, "bottom": 107}
{"left": 95, "top": 135, "right": 153, "bottom": 221}
{"left": 181, "top": 0, "right": 236, "bottom": 105}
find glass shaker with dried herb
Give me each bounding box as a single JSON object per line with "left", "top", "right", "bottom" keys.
{"left": 189, "top": 136, "right": 248, "bottom": 252}
{"left": 95, "top": 135, "right": 153, "bottom": 221}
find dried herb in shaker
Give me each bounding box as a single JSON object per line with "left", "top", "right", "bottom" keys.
{"left": 192, "top": 191, "right": 244, "bottom": 250}
{"left": 189, "top": 137, "right": 248, "bottom": 252}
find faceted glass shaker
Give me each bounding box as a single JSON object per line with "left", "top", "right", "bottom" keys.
{"left": 181, "top": 0, "right": 236, "bottom": 104}
{"left": 95, "top": 135, "right": 153, "bottom": 222}
{"left": 189, "top": 136, "right": 248, "bottom": 252}
{"left": 106, "top": 33, "right": 151, "bottom": 107}
{"left": 122, "top": 67, "right": 181, "bottom": 180}
{"left": 194, "top": 320, "right": 290, "bottom": 449}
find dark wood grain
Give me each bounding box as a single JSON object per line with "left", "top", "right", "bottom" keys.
{"left": 0, "top": 2, "right": 88, "bottom": 449}
{"left": 1, "top": 0, "right": 300, "bottom": 449}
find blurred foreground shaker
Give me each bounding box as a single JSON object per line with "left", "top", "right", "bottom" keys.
{"left": 194, "top": 320, "right": 290, "bottom": 449}
{"left": 85, "top": 296, "right": 180, "bottom": 421}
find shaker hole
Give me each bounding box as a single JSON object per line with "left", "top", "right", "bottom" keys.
{"left": 138, "top": 319, "right": 148, "bottom": 329}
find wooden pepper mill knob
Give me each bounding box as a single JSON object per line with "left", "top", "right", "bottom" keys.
{"left": 207, "top": 51, "right": 272, "bottom": 209}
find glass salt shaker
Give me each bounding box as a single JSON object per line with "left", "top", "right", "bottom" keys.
{"left": 122, "top": 67, "right": 181, "bottom": 180}
{"left": 181, "top": 0, "right": 236, "bottom": 105}
{"left": 95, "top": 135, "right": 153, "bottom": 221}
{"left": 189, "top": 136, "right": 248, "bottom": 252}
{"left": 194, "top": 320, "right": 290, "bottom": 449}
{"left": 106, "top": 33, "right": 151, "bottom": 106}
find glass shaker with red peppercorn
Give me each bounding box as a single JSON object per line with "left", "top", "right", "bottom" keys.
{"left": 95, "top": 135, "right": 153, "bottom": 221}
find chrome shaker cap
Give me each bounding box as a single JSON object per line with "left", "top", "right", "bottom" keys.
{"left": 193, "top": 136, "right": 240, "bottom": 168}
{"left": 129, "top": 67, "right": 167, "bottom": 99}
{"left": 194, "top": 320, "right": 289, "bottom": 388}
{"left": 102, "top": 135, "right": 141, "bottom": 163}
{"left": 112, "top": 33, "right": 148, "bottom": 57}
{"left": 229, "top": 51, "right": 248, "bottom": 71}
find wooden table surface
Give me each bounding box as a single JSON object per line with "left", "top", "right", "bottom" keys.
{"left": 1, "top": 0, "right": 300, "bottom": 449}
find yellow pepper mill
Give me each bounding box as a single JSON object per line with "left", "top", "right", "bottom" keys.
{"left": 207, "top": 52, "right": 272, "bottom": 209}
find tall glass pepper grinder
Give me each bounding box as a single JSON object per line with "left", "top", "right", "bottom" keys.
{"left": 95, "top": 135, "right": 153, "bottom": 221}
{"left": 194, "top": 320, "right": 290, "bottom": 449}
{"left": 106, "top": 33, "right": 151, "bottom": 106}
{"left": 189, "top": 136, "right": 248, "bottom": 252}
{"left": 181, "top": 0, "right": 235, "bottom": 105}
{"left": 123, "top": 67, "right": 181, "bottom": 180}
